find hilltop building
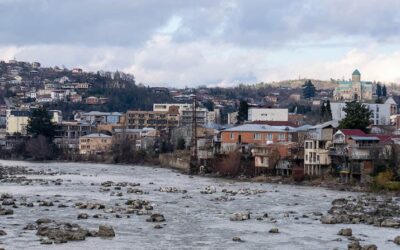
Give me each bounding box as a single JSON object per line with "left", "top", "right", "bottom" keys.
{"left": 333, "top": 70, "right": 373, "bottom": 101}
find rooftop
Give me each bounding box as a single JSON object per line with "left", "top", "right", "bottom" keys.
{"left": 81, "top": 133, "right": 111, "bottom": 138}
{"left": 223, "top": 124, "right": 296, "bottom": 133}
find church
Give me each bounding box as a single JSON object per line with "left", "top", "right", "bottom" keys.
{"left": 333, "top": 70, "right": 373, "bottom": 101}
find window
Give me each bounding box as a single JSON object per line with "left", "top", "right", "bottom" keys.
{"left": 254, "top": 133, "right": 261, "bottom": 140}
{"left": 305, "top": 154, "right": 308, "bottom": 161}
{"left": 317, "top": 155, "right": 320, "bottom": 162}
{"left": 278, "top": 133, "right": 285, "bottom": 140}
{"left": 230, "top": 132, "right": 234, "bottom": 140}
{"left": 267, "top": 133, "right": 273, "bottom": 141}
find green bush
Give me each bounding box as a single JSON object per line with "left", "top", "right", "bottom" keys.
{"left": 384, "top": 181, "right": 400, "bottom": 191}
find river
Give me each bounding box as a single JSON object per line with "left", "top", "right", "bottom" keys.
{"left": 0, "top": 160, "right": 398, "bottom": 250}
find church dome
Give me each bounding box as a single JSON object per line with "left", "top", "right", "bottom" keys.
{"left": 352, "top": 69, "right": 361, "bottom": 76}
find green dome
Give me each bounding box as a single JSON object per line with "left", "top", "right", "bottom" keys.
{"left": 352, "top": 69, "right": 361, "bottom": 76}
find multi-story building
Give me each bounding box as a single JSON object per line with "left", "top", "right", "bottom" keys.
{"left": 180, "top": 107, "right": 209, "bottom": 126}
{"left": 6, "top": 109, "right": 30, "bottom": 135}
{"left": 79, "top": 133, "right": 112, "bottom": 155}
{"left": 304, "top": 120, "right": 338, "bottom": 176}
{"left": 247, "top": 108, "right": 289, "bottom": 122}
{"left": 333, "top": 70, "right": 373, "bottom": 101}
{"left": 220, "top": 124, "right": 296, "bottom": 153}
{"left": 76, "top": 111, "right": 124, "bottom": 125}
{"left": 153, "top": 103, "right": 192, "bottom": 114}
{"left": 330, "top": 97, "right": 397, "bottom": 125}
{"left": 125, "top": 110, "right": 179, "bottom": 131}
{"left": 54, "top": 121, "right": 96, "bottom": 149}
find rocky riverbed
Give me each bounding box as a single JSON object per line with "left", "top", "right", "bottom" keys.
{"left": 0, "top": 160, "right": 399, "bottom": 250}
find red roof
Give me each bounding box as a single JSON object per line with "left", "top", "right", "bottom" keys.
{"left": 339, "top": 129, "right": 366, "bottom": 136}
{"left": 250, "top": 121, "right": 299, "bottom": 127}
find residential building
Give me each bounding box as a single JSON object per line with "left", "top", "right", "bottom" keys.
{"left": 227, "top": 112, "right": 238, "bottom": 125}
{"left": 54, "top": 121, "right": 96, "bottom": 149}
{"left": 153, "top": 103, "right": 192, "bottom": 114}
{"left": 220, "top": 124, "right": 295, "bottom": 153}
{"left": 76, "top": 111, "right": 124, "bottom": 125}
{"left": 333, "top": 70, "right": 373, "bottom": 101}
{"left": 126, "top": 110, "right": 179, "bottom": 131}
{"left": 304, "top": 120, "right": 338, "bottom": 176}
{"left": 247, "top": 108, "right": 289, "bottom": 122}
{"left": 180, "top": 107, "right": 209, "bottom": 126}
{"left": 79, "top": 133, "right": 112, "bottom": 155}
{"left": 329, "top": 129, "right": 393, "bottom": 182}
{"left": 6, "top": 109, "right": 30, "bottom": 135}
{"left": 330, "top": 97, "right": 397, "bottom": 125}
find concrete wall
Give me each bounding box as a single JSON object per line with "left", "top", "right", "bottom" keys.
{"left": 159, "top": 151, "right": 190, "bottom": 171}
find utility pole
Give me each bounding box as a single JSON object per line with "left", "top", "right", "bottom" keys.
{"left": 189, "top": 93, "right": 198, "bottom": 174}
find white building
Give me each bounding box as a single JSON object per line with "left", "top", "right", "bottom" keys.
{"left": 153, "top": 103, "right": 192, "bottom": 114}
{"left": 228, "top": 111, "right": 238, "bottom": 125}
{"left": 6, "top": 109, "right": 30, "bottom": 135}
{"left": 248, "top": 108, "right": 289, "bottom": 122}
{"left": 330, "top": 97, "right": 397, "bottom": 125}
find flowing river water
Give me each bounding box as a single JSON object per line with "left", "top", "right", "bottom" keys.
{"left": 0, "top": 160, "right": 399, "bottom": 250}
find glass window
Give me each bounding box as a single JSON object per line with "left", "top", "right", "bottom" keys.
{"left": 230, "top": 132, "right": 234, "bottom": 139}
{"left": 254, "top": 133, "right": 261, "bottom": 140}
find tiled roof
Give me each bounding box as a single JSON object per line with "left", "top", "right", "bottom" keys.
{"left": 339, "top": 129, "right": 366, "bottom": 136}
{"left": 223, "top": 124, "right": 295, "bottom": 132}
{"left": 249, "top": 121, "right": 299, "bottom": 127}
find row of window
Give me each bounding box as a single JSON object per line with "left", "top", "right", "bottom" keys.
{"left": 230, "top": 132, "right": 288, "bottom": 141}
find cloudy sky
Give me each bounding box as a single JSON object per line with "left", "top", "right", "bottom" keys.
{"left": 0, "top": 0, "right": 400, "bottom": 87}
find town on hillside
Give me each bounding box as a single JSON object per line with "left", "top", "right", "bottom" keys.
{"left": 1, "top": 61, "right": 400, "bottom": 191}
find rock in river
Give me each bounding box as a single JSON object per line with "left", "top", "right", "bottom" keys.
{"left": 147, "top": 213, "right": 166, "bottom": 222}
{"left": 98, "top": 224, "right": 115, "bottom": 237}
{"left": 230, "top": 212, "right": 250, "bottom": 221}
{"left": 338, "top": 228, "right": 352, "bottom": 236}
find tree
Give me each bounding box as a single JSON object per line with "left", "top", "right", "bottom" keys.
{"left": 320, "top": 100, "right": 332, "bottom": 122}
{"left": 203, "top": 100, "right": 214, "bottom": 111}
{"left": 382, "top": 85, "right": 387, "bottom": 97}
{"left": 176, "top": 137, "right": 186, "bottom": 150}
{"left": 302, "top": 80, "right": 316, "bottom": 99}
{"left": 376, "top": 83, "right": 382, "bottom": 97}
{"left": 339, "top": 101, "right": 372, "bottom": 132}
{"left": 25, "top": 135, "right": 54, "bottom": 160}
{"left": 237, "top": 100, "right": 249, "bottom": 123}
{"left": 27, "top": 107, "right": 56, "bottom": 140}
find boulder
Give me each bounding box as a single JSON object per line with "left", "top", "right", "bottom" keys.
{"left": 77, "top": 213, "right": 89, "bottom": 220}
{"left": 36, "top": 218, "right": 52, "bottom": 224}
{"left": 2, "top": 199, "right": 15, "bottom": 206}
{"left": 394, "top": 236, "right": 400, "bottom": 245}
{"left": 23, "top": 223, "right": 37, "bottom": 230}
{"left": 0, "top": 230, "right": 6, "bottom": 236}
{"left": 147, "top": 214, "right": 166, "bottom": 222}
{"left": 320, "top": 215, "right": 336, "bottom": 224}
{"left": 361, "top": 244, "right": 377, "bottom": 250}
{"left": 338, "top": 228, "right": 352, "bottom": 236}
{"left": 230, "top": 212, "right": 250, "bottom": 221}
{"left": 232, "top": 236, "right": 244, "bottom": 242}
{"left": 348, "top": 241, "right": 362, "bottom": 250}
{"left": 97, "top": 224, "right": 115, "bottom": 237}
{"left": 0, "top": 208, "right": 13, "bottom": 216}
{"left": 269, "top": 228, "right": 279, "bottom": 233}
{"left": 381, "top": 219, "right": 400, "bottom": 228}
{"left": 40, "top": 238, "right": 53, "bottom": 245}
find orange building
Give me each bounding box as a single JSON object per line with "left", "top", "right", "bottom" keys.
{"left": 220, "top": 124, "right": 295, "bottom": 153}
